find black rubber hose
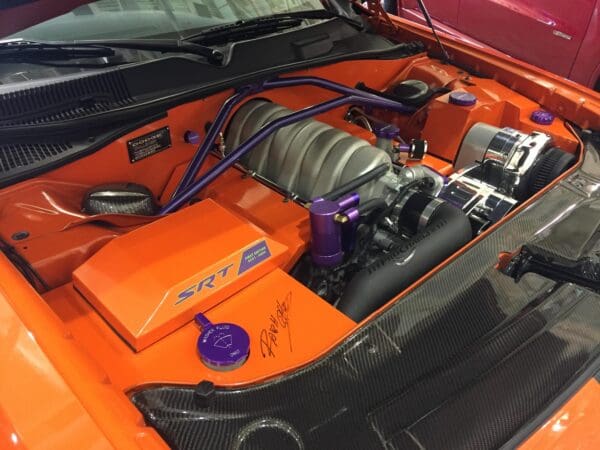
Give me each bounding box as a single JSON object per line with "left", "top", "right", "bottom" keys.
{"left": 357, "top": 198, "right": 387, "bottom": 216}
{"left": 337, "top": 202, "right": 472, "bottom": 321}
{"left": 321, "top": 163, "right": 389, "bottom": 201}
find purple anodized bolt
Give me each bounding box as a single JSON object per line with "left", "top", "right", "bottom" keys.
{"left": 530, "top": 110, "right": 555, "bottom": 126}
{"left": 184, "top": 130, "right": 202, "bottom": 145}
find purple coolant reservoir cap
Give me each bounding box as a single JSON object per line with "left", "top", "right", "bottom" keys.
{"left": 530, "top": 109, "right": 555, "bottom": 125}
{"left": 449, "top": 91, "right": 477, "bottom": 107}
{"left": 195, "top": 313, "right": 250, "bottom": 371}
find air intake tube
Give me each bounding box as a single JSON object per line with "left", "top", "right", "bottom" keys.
{"left": 337, "top": 201, "right": 472, "bottom": 321}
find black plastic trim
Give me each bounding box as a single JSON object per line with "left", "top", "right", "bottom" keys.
{"left": 0, "top": 19, "right": 424, "bottom": 139}
{"left": 0, "top": 70, "right": 133, "bottom": 125}
{"left": 0, "top": 112, "right": 166, "bottom": 188}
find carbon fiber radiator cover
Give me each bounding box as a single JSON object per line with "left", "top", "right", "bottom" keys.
{"left": 132, "top": 140, "right": 600, "bottom": 450}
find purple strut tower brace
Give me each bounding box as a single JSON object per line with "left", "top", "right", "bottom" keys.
{"left": 162, "top": 76, "right": 413, "bottom": 213}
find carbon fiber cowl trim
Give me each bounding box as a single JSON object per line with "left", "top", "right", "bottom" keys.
{"left": 131, "top": 140, "right": 600, "bottom": 449}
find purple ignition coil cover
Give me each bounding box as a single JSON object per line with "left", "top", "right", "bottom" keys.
{"left": 530, "top": 110, "right": 555, "bottom": 125}
{"left": 195, "top": 313, "right": 250, "bottom": 371}
{"left": 449, "top": 91, "right": 477, "bottom": 107}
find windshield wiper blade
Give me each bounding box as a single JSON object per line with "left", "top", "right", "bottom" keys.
{"left": 185, "top": 10, "right": 341, "bottom": 45}
{"left": 0, "top": 41, "right": 115, "bottom": 60}
{"left": 0, "top": 39, "right": 223, "bottom": 64}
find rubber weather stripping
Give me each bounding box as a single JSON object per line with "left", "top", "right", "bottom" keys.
{"left": 165, "top": 76, "right": 414, "bottom": 212}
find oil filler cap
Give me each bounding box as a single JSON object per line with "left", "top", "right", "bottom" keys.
{"left": 194, "top": 313, "right": 250, "bottom": 371}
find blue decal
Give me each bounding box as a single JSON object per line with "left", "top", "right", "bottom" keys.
{"left": 175, "top": 263, "right": 234, "bottom": 305}
{"left": 238, "top": 241, "right": 271, "bottom": 275}
{"left": 177, "top": 286, "right": 195, "bottom": 303}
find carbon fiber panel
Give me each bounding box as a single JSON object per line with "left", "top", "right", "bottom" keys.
{"left": 131, "top": 141, "right": 600, "bottom": 449}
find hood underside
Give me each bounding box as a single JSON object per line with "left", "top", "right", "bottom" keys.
{"left": 0, "top": 0, "right": 367, "bottom": 39}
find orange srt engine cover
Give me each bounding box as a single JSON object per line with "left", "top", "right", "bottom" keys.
{"left": 73, "top": 199, "right": 288, "bottom": 351}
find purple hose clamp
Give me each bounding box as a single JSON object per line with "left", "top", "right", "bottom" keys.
{"left": 310, "top": 193, "right": 359, "bottom": 267}
{"left": 194, "top": 313, "right": 250, "bottom": 371}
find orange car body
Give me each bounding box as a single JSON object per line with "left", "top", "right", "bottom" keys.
{"left": 0, "top": 2, "right": 599, "bottom": 449}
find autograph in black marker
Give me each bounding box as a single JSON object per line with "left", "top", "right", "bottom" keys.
{"left": 260, "top": 291, "right": 292, "bottom": 358}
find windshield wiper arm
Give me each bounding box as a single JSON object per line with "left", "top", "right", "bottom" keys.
{"left": 184, "top": 10, "right": 348, "bottom": 45}
{"left": 0, "top": 39, "right": 223, "bottom": 64}
{"left": 76, "top": 39, "right": 223, "bottom": 62}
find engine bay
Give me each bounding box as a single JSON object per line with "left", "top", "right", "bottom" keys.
{"left": 0, "top": 55, "right": 580, "bottom": 387}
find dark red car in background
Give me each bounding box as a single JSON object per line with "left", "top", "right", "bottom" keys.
{"left": 387, "top": 0, "right": 600, "bottom": 90}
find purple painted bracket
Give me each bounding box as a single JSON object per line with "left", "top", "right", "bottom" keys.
{"left": 165, "top": 76, "right": 414, "bottom": 212}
